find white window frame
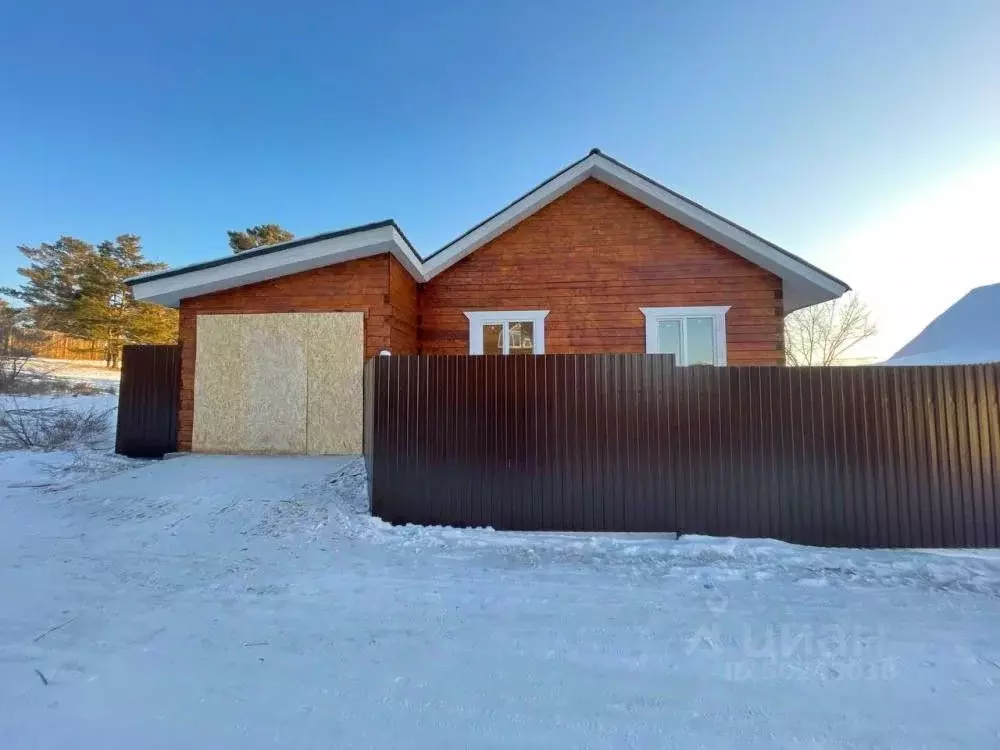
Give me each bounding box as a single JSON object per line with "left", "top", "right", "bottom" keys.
{"left": 465, "top": 310, "right": 549, "bottom": 355}
{"left": 640, "top": 306, "right": 730, "bottom": 365}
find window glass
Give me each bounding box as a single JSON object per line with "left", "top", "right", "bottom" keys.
{"left": 507, "top": 321, "right": 534, "bottom": 355}
{"left": 686, "top": 317, "right": 716, "bottom": 365}
{"left": 656, "top": 319, "right": 681, "bottom": 358}
{"left": 482, "top": 324, "right": 504, "bottom": 355}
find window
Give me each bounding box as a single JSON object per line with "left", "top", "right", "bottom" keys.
{"left": 640, "top": 306, "right": 730, "bottom": 365}
{"left": 465, "top": 311, "right": 548, "bottom": 355}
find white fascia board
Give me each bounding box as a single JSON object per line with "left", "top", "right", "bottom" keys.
{"left": 131, "top": 225, "right": 406, "bottom": 307}
{"left": 389, "top": 226, "right": 427, "bottom": 281}
{"left": 420, "top": 152, "right": 847, "bottom": 312}
{"left": 420, "top": 157, "right": 597, "bottom": 279}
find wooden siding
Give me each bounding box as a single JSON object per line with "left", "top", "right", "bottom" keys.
{"left": 388, "top": 254, "right": 419, "bottom": 354}
{"left": 177, "top": 254, "right": 395, "bottom": 451}
{"left": 419, "top": 178, "right": 784, "bottom": 364}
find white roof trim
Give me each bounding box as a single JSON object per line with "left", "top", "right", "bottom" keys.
{"left": 130, "top": 223, "right": 427, "bottom": 307}
{"left": 130, "top": 151, "right": 848, "bottom": 312}
{"left": 421, "top": 152, "right": 848, "bottom": 312}
{"left": 421, "top": 160, "right": 592, "bottom": 280}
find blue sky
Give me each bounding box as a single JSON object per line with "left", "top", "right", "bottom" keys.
{"left": 2, "top": 0, "right": 998, "bottom": 356}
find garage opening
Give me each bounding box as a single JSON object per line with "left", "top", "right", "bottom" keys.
{"left": 192, "top": 312, "right": 364, "bottom": 454}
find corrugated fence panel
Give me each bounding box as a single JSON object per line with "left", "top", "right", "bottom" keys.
{"left": 366, "top": 356, "right": 1000, "bottom": 548}
{"left": 115, "top": 344, "right": 181, "bottom": 458}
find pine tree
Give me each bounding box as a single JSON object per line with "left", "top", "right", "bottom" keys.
{"left": 1, "top": 237, "right": 94, "bottom": 335}
{"left": 3, "top": 235, "right": 179, "bottom": 367}
{"left": 0, "top": 300, "right": 19, "bottom": 353}
{"left": 227, "top": 224, "right": 294, "bottom": 253}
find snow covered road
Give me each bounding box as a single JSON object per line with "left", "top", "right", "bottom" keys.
{"left": 2, "top": 452, "right": 1000, "bottom": 748}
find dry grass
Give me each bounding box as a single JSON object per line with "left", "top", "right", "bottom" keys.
{"left": 0, "top": 401, "right": 114, "bottom": 450}
{"left": 0, "top": 350, "right": 33, "bottom": 393}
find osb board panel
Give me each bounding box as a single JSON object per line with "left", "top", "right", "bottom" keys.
{"left": 192, "top": 315, "right": 246, "bottom": 452}
{"left": 241, "top": 314, "right": 308, "bottom": 453}
{"left": 192, "top": 313, "right": 363, "bottom": 455}
{"left": 305, "top": 313, "right": 364, "bottom": 454}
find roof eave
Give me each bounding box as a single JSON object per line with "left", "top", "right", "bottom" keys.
{"left": 130, "top": 223, "right": 422, "bottom": 308}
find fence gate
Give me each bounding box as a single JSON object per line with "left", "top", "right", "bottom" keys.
{"left": 115, "top": 344, "right": 181, "bottom": 458}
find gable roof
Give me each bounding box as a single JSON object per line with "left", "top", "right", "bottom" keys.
{"left": 129, "top": 149, "right": 849, "bottom": 311}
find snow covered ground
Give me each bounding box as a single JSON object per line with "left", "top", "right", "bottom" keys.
{"left": 25, "top": 358, "right": 121, "bottom": 390}
{"left": 2, "top": 399, "right": 1000, "bottom": 747}
{"left": 0, "top": 391, "right": 126, "bottom": 485}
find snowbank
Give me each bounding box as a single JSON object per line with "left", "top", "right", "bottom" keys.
{"left": 886, "top": 283, "right": 1000, "bottom": 365}
{"left": 885, "top": 348, "right": 1000, "bottom": 366}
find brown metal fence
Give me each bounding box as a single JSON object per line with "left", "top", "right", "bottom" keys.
{"left": 364, "top": 354, "right": 1000, "bottom": 548}
{"left": 115, "top": 344, "right": 181, "bottom": 458}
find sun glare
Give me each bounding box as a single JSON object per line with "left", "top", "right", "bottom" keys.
{"left": 822, "top": 153, "right": 1000, "bottom": 359}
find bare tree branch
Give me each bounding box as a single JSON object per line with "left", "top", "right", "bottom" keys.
{"left": 784, "top": 293, "right": 877, "bottom": 366}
